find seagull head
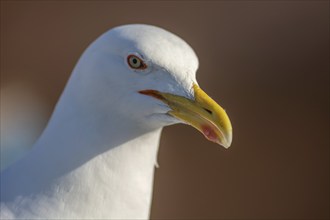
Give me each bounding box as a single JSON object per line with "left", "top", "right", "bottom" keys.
{"left": 72, "top": 24, "right": 232, "bottom": 148}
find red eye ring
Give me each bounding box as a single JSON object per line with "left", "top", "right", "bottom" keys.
{"left": 127, "top": 55, "right": 147, "bottom": 70}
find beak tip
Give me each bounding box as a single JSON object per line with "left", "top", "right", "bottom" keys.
{"left": 222, "top": 142, "right": 231, "bottom": 149}
{"left": 219, "top": 132, "right": 232, "bottom": 149}
{"left": 219, "top": 142, "right": 231, "bottom": 149}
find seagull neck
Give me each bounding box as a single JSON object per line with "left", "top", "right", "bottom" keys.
{"left": 1, "top": 91, "right": 163, "bottom": 219}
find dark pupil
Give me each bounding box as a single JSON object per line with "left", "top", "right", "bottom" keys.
{"left": 132, "top": 58, "right": 138, "bottom": 64}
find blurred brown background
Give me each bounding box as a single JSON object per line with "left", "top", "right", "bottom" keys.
{"left": 1, "top": 1, "right": 329, "bottom": 219}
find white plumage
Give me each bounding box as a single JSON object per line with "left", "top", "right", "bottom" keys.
{"left": 0, "top": 24, "right": 232, "bottom": 219}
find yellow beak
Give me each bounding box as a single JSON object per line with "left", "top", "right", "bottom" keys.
{"left": 139, "top": 83, "right": 232, "bottom": 148}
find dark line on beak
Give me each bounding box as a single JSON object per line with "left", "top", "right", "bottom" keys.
{"left": 203, "top": 107, "right": 213, "bottom": 115}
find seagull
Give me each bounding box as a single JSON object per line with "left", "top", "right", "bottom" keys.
{"left": 0, "top": 24, "right": 232, "bottom": 219}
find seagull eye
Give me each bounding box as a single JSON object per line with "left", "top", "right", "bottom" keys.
{"left": 127, "top": 55, "right": 147, "bottom": 70}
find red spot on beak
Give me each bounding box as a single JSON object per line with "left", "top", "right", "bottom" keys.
{"left": 201, "top": 125, "right": 218, "bottom": 142}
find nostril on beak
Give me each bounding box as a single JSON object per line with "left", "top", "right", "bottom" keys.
{"left": 203, "top": 107, "right": 213, "bottom": 115}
